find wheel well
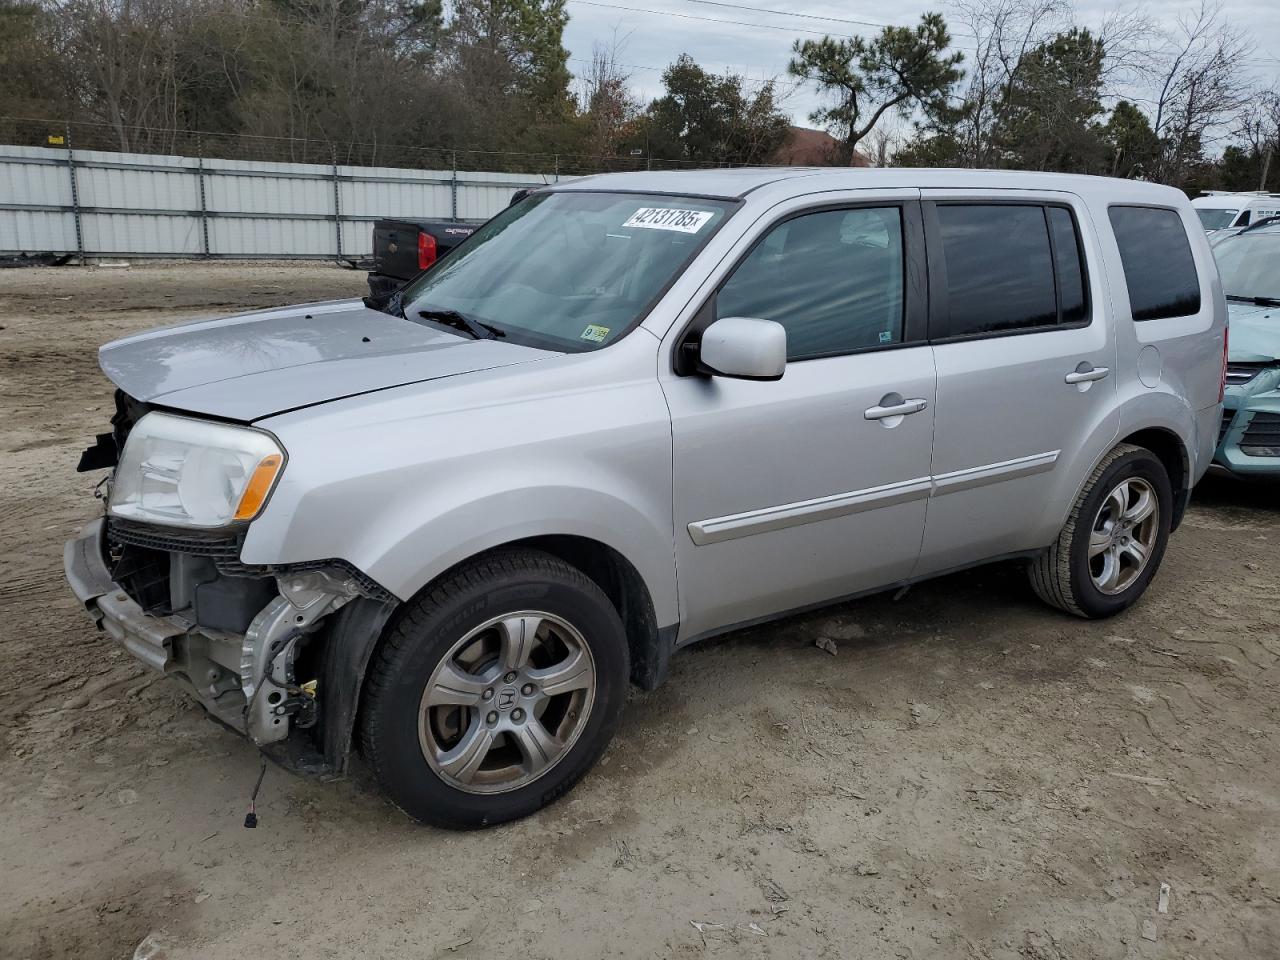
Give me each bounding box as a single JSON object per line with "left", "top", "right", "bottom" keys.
{"left": 1120, "top": 428, "right": 1189, "bottom": 530}
{"left": 489, "top": 535, "right": 668, "bottom": 690}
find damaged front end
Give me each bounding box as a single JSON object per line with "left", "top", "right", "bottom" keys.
{"left": 65, "top": 393, "right": 398, "bottom": 774}
{"left": 66, "top": 517, "right": 396, "bottom": 772}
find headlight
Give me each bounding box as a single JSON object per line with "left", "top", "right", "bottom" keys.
{"left": 108, "top": 412, "right": 285, "bottom": 528}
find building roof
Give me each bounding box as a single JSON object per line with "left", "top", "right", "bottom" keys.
{"left": 771, "top": 127, "right": 870, "bottom": 167}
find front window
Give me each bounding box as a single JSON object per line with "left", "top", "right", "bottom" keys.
{"left": 1196, "top": 208, "right": 1239, "bottom": 231}
{"left": 1213, "top": 230, "right": 1280, "bottom": 302}
{"left": 715, "top": 206, "right": 906, "bottom": 360}
{"left": 399, "top": 191, "right": 734, "bottom": 351}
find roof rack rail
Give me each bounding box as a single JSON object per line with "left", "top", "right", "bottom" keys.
{"left": 1200, "top": 190, "right": 1280, "bottom": 198}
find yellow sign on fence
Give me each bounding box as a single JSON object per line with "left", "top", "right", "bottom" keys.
{"left": 47, "top": 134, "right": 65, "bottom": 146}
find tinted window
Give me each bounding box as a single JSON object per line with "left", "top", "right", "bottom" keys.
{"left": 1108, "top": 206, "right": 1201, "bottom": 321}
{"left": 1049, "top": 207, "right": 1088, "bottom": 324}
{"left": 716, "top": 207, "right": 904, "bottom": 360}
{"left": 937, "top": 205, "right": 1057, "bottom": 337}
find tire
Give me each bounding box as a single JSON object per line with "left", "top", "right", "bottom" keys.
{"left": 360, "top": 548, "right": 629, "bottom": 829}
{"left": 1029, "top": 443, "right": 1173, "bottom": 619}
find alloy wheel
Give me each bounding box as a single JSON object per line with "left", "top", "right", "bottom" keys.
{"left": 418, "top": 611, "right": 596, "bottom": 794}
{"left": 1088, "top": 477, "right": 1160, "bottom": 596}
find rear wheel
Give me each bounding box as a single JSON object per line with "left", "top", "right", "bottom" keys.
{"left": 1029, "top": 443, "right": 1172, "bottom": 619}
{"left": 360, "top": 549, "right": 628, "bottom": 828}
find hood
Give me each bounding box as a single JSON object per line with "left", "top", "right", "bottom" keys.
{"left": 1227, "top": 301, "right": 1280, "bottom": 363}
{"left": 98, "top": 299, "right": 553, "bottom": 421}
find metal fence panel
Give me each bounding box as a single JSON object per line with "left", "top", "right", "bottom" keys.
{"left": 0, "top": 149, "right": 72, "bottom": 206}
{"left": 0, "top": 143, "right": 565, "bottom": 259}
{"left": 81, "top": 212, "right": 204, "bottom": 256}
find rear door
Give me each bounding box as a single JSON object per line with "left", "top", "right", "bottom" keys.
{"left": 913, "top": 193, "right": 1119, "bottom": 577}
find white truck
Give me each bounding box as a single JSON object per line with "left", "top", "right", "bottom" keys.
{"left": 1192, "top": 191, "right": 1280, "bottom": 233}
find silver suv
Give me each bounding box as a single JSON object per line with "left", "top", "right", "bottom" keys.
{"left": 65, "top": 169, "right": 1227, "bottom": 827}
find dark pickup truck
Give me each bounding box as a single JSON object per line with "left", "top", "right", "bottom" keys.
{"left": 366, "top": 218, "right": 479, "bottom": 305}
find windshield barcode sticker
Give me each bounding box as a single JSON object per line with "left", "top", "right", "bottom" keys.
{"left": 623, "top": 208, "right": 714, "bottom": 234}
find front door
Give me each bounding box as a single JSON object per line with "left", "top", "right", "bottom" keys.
{"left": 660, "top": 196, "right": 937, "bottom": 642}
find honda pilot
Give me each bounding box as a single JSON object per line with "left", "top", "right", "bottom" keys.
{"left": 65, "top": 169, "right": 1227, "bottom": 828}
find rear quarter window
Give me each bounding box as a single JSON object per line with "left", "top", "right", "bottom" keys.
{"left": 1108, "top": 206, "right": 1201, "bottom": 321}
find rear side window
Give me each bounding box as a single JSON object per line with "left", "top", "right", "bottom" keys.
{"left": 935, "top": 205, "right": 1058, "bottom": 337}
{"left": 1107, "top": 206, "right": 1201, "bottom": 321}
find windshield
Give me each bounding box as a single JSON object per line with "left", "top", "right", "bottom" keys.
{"left": 399, "top": 191, "right": 734, "bottom": 351}
{"left": 1196, "top": 208, "right": 1239, "bottom": 231}
{"left": 1213, "top": 231, "right": 1280, "bottom": 301}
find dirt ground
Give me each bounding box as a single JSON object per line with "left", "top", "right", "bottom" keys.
{"left": 1, "top": 262, "right": 1278, "bottom": 960}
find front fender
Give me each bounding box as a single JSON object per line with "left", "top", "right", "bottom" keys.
{"left": 365, "top": 485, "right": 679, "bottom": 624}
{"left": 245, "top": 469, "right": 678, "bottom": 629}
{"left": 241, "top": 344, "right": 678, "bottom": 627}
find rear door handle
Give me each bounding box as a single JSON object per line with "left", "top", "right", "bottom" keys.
{"left": 864, "top": 398, "right": 929, "bottom": 420}
{"left": 1065, "top": 365, "right": 1109, "bottom": 384}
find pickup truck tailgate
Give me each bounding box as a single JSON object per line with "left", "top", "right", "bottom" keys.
{"left": 372, "top": 219, "right": 430, "bottom": 282}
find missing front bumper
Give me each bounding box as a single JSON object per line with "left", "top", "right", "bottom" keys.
{"left": 63, "top": 518, "right": 362, "bottom": 745}
{"left": 64, "top": 518, "right": 185, "bottom": 672}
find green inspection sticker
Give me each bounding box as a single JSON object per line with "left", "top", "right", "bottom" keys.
{"left": 580, "top": 324, "right": 610, "bottom": 343}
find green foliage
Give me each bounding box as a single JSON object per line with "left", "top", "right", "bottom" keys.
{"left": 892, "top": 131, "right": 965, "bottom": 167}
{"left": 894, "top": 26, "right": 1111, "bottom": 173}
{"left": 883, "top": 0, "right": 1271, "bottom": 192}
{"left": 991, "top": 28, "right": 1107, "bottom": 172}
{"left": 0, "top": 0, "right": 1268, "bottom": 188}
{"left": 0, "top": 0, "right": 60, "bottom": 118}
{"left": 1101, "top": 101, "right": 1161, "bottom": 179}
{"left": 788, "top": 13, "right": 963, "bottom": 163}
{"left": 1213, "top": 146, "right": 1279, "bottom": 193}
{"left": 0, "top": 0, "right": 574, "bottom": 164}
{"left": 639, "top": 54, "right": 790, "bottom": 166}
{"left": 448, "top": 0, "right": 571, "bottom": 116}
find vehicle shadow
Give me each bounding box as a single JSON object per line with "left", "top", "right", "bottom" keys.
{"left": 1192, "top": 473, "right": 1280, "bottom": 513}
{"left": 668, "top": 557, "right": 1041, "bottom": 669}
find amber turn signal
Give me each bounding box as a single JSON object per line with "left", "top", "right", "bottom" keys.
{"left": 234, "top": 453, "right": 284, "bottom": 521}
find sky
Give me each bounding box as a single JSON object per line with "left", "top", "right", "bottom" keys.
{"left": 560, "top": 0, "right": 1280, "bottom": 136}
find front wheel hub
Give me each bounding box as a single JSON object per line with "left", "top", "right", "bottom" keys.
{"left": 418, "top": 611, "right": 596, "bottom": 794}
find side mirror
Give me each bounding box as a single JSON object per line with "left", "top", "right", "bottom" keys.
{"left": 698, "top": 317, "right": 787, "bottom": 381}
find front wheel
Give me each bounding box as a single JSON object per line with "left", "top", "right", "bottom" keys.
{"left": 1029, "top": 443, "right": 1172, "bottom": 619}
{"left": 360, "top": 549, "right": 629, "bottom": 828}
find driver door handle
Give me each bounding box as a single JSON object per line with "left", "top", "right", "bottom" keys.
{"left": 1065, "top": 365, "right": 1109, "bottom": 384}
{"left": 864, "top": 398, "right": 929, "bottom": 420}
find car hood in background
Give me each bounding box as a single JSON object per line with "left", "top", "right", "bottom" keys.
{"left": 98, "top": 299, "right": 553, "bottom": 421}
{"left": 1227, "top": 301, "right": 1280, "bottom": 363}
